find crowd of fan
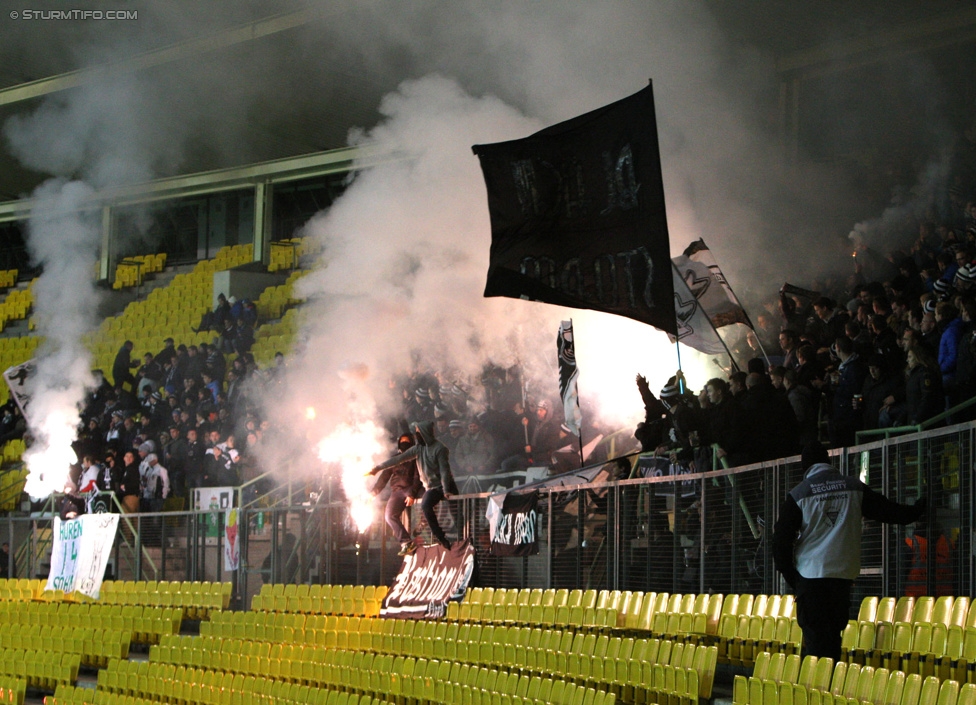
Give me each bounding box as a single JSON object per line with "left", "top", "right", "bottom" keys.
{"left": 636, "top": 213, "right": 976, "bottom": 469}
{"left": 384, "top": 364, "right": 580, "bottom": 486}
{"left": 11, "top": 160, "right": 976, "bottom": 520}
{"left": 55, "top": 292, "right": 284, "bottom": 519}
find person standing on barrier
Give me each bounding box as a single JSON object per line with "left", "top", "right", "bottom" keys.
{"left": 772, "top": 442, "right": 925, "bottom": 661}
{"left": 368, "top": 420, "right": 459, "bottom": 551}
{"left": 369, "top": 433, "right": 425, "bottom": 556}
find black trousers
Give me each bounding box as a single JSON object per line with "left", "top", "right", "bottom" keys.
{"left": 795, "top": 577, "right": 852, "bottom": 662}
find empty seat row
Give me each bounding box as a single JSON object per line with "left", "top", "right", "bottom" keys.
{"left": 162, "top": 620, "right": 718, "bottom": 700}
{"left": 100, "top": 580, "right": 231, "bottom": 618}
{"left": 734, "top": 651, "right": 976, "bottom": 705}
{"left": 251, "top": 583, "right": 386, "bottom": 617}
{"left": 128, "top": 643, "right": 620, "bottom": 705}
{"left": 842, "top": 622, "right": 976, "bottom": 680}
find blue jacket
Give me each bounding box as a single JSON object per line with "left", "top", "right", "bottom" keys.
{"left": 939, "top": 316, "right": 964, "bottom": 384}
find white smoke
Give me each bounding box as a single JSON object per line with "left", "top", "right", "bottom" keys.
{"left": 261, "top": 76, "right": 714, "bottom": 498}
{"left": 3, "top": 72, "right": 159, "bottom": 499}
{"left": 19, "top": 180, "right": 101, "bottom": 498}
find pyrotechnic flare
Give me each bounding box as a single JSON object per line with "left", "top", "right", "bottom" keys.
{"left": 316, "top": 420, "right": 387, "bottom": 532}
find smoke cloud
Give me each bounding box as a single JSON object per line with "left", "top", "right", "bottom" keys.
{"left": 0, "top": 1, "right": 963, "bottom": 497}
{"left": 18, "top": 180, "right": 100, "bottom": 498}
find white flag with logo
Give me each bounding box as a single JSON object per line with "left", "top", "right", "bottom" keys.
{"left": 670, "top": 263, "right": 727, "bottom": 355}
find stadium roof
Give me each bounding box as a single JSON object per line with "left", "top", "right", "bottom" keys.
{"left": 0, "top": 1, "right": 974, "bottom": 206}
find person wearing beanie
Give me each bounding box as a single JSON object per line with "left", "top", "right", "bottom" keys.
{"left": 772, "top": 442, "right": 924, "bottom": 661}
{"left": 369, "top": 420, "right": 459, "bottom": 551}
{"left": 369, "top": 433, "right": 425, "bottom": 556}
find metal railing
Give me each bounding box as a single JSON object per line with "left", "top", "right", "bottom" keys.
{"left": 1, "top": 419, "right": 970, "bottom": 613}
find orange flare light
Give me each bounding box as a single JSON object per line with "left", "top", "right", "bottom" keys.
{"left": 316, "top": 421, "right": 386, "bottom": 532}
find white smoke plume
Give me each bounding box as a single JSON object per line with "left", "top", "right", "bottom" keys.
{"left": 18, "top": 180, "right": 100, "bottom": 498}
{"left": 3, "top": 72, "right": 159, "bottom": 499}
{"left": 260, "top": 76, "right": 714, "bottom": 504}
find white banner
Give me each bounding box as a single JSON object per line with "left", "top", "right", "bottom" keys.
{"left": 224, "top": 508, "right": 240, "bottom": 571}
{"left": 3, "top": 359, "right": 36, "bottom": 419}
{"left": 47, "top": 514, "right": 119, "bottom": 599}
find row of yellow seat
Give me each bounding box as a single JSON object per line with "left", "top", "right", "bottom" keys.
{"left": 166, "top": 616, "right": 718, "bottom": 701}
{"left": 0, "top": 675, "right": 25, "bottom": 705}
{"left": 447, "top": 588, "right": 784, "bottom": 639}
{"left": 0, "top": 284, "right": 34, "bottom": 330}
{"left": 250, "top": 583, "right": 387, "bottom": 616}
{"left": 0, "top": 577, "right": 45, "bottom": 600}
{"left": 718, "top": 614, "right": 803, "bottom": 666}
{"left": 0, "top": 270, "right": 18, "bottom": 289}
{"left": 0, "top": 601, "right": 181, "bottom": 645}
{"left": 0, "top": 625, "right": 129, "bottom": 667}
{"left": 841, "top": 596, "right": 976, "bottom": 675}
{"left": 735, "top": 651, "right": 976, "bottom": 705}
{"left": 857, "top": 597, "right": 975, "bottom": 630}
{"left": 125, "top": 645, "right": 620, "bottom": 705}
{"left": 112, "top": 254, "right": 167, "bottom": 290}
{"left": 100, "top": 580, "right": 231, "bottom": 619}
{"left": 0, "top": 649, "right": 80, "bottom": 691}
{"left": 842, "top": 623, "right": 976, "bottom": 680}
{"left": 50, "top": 681, "right": 378, "bottom": 705}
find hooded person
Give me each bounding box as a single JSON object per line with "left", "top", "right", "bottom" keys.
{"left": 368, "top": 433, "right": 425, "bottom": 556}
{"left": 368, "top": 420, "right": 459, "bottom": 550}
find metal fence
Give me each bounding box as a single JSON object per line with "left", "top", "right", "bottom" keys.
{"left": 2, "top": 421, "right": 972, "bottom": 614}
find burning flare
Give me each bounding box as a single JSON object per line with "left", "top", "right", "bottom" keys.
{"left": 24, "top": 408, "right": 79, "bottom": 500}
{"left": 316, "top": 420, "right": 388, "bottom": 532}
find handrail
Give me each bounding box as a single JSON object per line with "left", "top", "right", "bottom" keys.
{"left": 14, "top": 491, "right": 158, "bottom": 580}
{"left": 854, "top": 393, "right": 976, "bottom": 444}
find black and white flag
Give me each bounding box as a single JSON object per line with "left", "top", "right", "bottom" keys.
{"left": 557, "top": 320, "right": 582, "bottom": 437}
{"left": 487, "top": 491, "right": 539, "bottom": 557}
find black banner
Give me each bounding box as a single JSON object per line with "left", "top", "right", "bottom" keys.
{"left": 381, "top": 539, "right": 475, "bottom": 619}
{"left": 472, "top": 83, "right": 676, "bottom": 334}
{"left": 488, "top": 491, "right": 539, "bottom": 557}
{"left": 636, "top": 454, "right": 698, "bottom": 498}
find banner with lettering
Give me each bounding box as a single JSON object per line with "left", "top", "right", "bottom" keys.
{"left": 487, "top": 491, "right": 540, "bottom": 556}
{"left": 473, "top": 83, "right": 676, "bottom": 334}
{"left": 381, "top": 539, "right": 476, "bottom": 619}
{"left": 635, "top": 454, "right": 698, "bottom": 498}
{"left": 46, "top": 513, "right": 119, "bottom": 599}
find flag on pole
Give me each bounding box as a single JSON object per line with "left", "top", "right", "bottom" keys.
{"left": 557, "top": 320, "right": 582, "bottom": 437}
{"left": 672, "top": 239, "right": 753, "bottom": 328}
{"left": 670, "top": 263, "right": 728, "bottom": 355}
{"left": 473, "top": 83, "right": 676, "bottom": 335}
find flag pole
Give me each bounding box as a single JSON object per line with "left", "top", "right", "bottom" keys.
{"left": 675, "top": 338, "right": 685, "bottom": 394}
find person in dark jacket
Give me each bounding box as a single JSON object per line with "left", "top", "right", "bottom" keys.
{"left": 900, "top": 346, "right": 944, "bottom": 426}
{"left": 118, "top": 450, "right": 141, "bottom": 514}
{"left": 740, "top": 373, "right": 799, "bottom": 461}
{"left": 784, "top": 369, "right": 819, "bottom": 448}
{"left": 772, "top": 442, "right": 924, "bottom": 661}
{"left": 369, "top": 434, "right": 425, "bottom": 555}
{"left": 369, "top": 420, "right": 459, "bottom": 550}
{"left": 702, "top": 378, "right": 749, "bottom": 469}
{"left": 860, "top": 354, "right": 902, "bottom": 430}
{"left": 827, "top": 336, "right": 867, "bottom": 448}
{"left": 112, "top": 340, "right": 139, "bottom": 389}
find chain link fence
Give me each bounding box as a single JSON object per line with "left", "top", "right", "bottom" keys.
{"left": 2, "top": 422, "right": 972, "bottom": 617}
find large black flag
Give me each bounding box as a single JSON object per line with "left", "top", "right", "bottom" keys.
{"left": 473, "top": 83, "right": 676, "bottom": 334}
